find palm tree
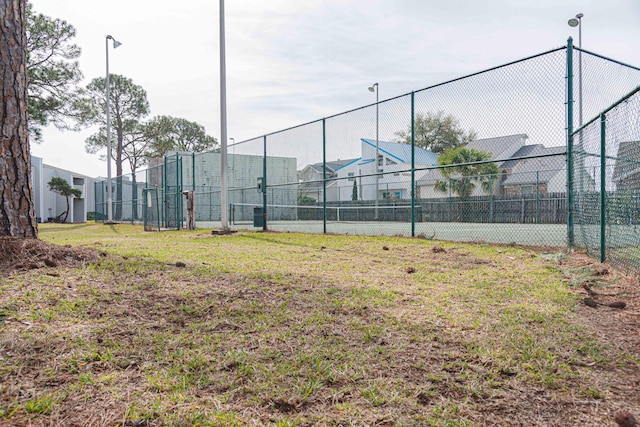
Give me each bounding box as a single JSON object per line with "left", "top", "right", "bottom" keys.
{"left": 434, "top": 147, "right": 499, "bottom": 198}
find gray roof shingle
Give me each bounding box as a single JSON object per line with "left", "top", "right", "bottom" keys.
{"left": 502, "top": 145, "right": 566, "bottom": 185}
{"left": 612, "top": 141, "right": 640, "bottom": 183}
{"left": 467, "top": 134, "right": 528, "bottom": 161}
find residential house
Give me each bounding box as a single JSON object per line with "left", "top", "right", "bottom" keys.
{"left": 501, "top": 145, "right": 567, "bottom": 195}
{"left": 612, "top": 140, "right": 640, "bottom": 192}
{"left": 466, "top": 134, "right": 529, "bottom": 160}
{"left": 416, "top": 134, "right": 529, "bottom": 198}
{"left": 334, "top": 139, "right": 438, "bottom": 201}
{"left": 299, "top": 134, "right": 569, "bottom": 202}
{"left": 298, "top": 158, "right": 359, "bottom": 203}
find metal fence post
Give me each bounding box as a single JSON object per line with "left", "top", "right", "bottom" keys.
{"left": 163, "top": 156, "right": 167, "bottom": 228}
{"left": 411, "top": 92, "right": 416, "bottom": 236}
{"left": 132, "top": 171, "right": 136, "bottom": 224}
{"left": 566, "top": 37, "right": 575, "bottom": 246}
{"left": 99, "top": 181, "right": 104, "bottom": 221}
{"left": 600, "top": 113, "right": 606, "bottom": 262}
{"left": 489, "top": 174, "right": 494, "bottom": 222}
{"left": 536, "top": 171, "right": 540, "bottom": 224}
{"left": 263, "top": 135, "right": 267, "bottom": 231}
{"left": 154, "top": 187, "right": 160, "bottom": 231}
{"left": 448, "top": 178, "right": 452, "bottom": 222}
{"left": 177, "top": 153, "right": 183, "bottom": 230}
{"left": 192, "top": 152, "right": 196, "bottom": 191}
{"left": 322, "top": 118, "right": 327, "bottom": 233}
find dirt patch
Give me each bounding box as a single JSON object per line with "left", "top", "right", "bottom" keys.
{"left": 560, "top": 251, "right": 640, "bottom": 356}
{"left": 0, "top": 237, "right": 101, "bottom": 273}
{"left": 554, "top": 251, "right": 640, "bottom": 424}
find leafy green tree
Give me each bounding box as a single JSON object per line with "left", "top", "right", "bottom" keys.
{"left": 47, "top": 177, "right": 82, "bottom": 223}
{"left": 26, "top": 4, "right": 82, "bottom": 142}
{"left": 144, "top": 115, "right": 218, "bottom": 157}
{"left": 396, "top": 111, "right": 476, "bottom": 154}
{"left": 74, "top": 74, "right": 150, "bottom": 219}
{"left": 351, "top": 179, "right": 358, "bottom": 201}
{"left": 434, "top": 147, "right": 500, "bottom": 198}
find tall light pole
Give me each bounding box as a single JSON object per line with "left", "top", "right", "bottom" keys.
{"left": 368, "top": 82, "right": 379, "bottom": 219}
{"left": 568, "top": 13, "right": 584, "bottom": 194}
{"left": 219, "top": 0, "right": 230, "bottom": 232}
{"left": 568, "top": 13, "right": 583, "bottom": 126}
{"left": 105, "top": 35, "right": 121, "bottom": 223}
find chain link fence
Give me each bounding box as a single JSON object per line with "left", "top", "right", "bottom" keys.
{"left": 93, "top": 172, "right": 146, "bottom": 224}
{"left": 94, "top": 40, "right": 640, "bottom": 259}
{"left": 571, "top": 84, "right": 640, "bottom": 273}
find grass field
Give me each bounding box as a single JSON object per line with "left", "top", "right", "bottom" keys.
{"left": 0, "top": 223, "right": 638, "bottom": 426}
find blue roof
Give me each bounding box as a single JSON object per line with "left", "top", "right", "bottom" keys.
{"left": 361, "top": 139, "right": 438, "bottom": 165}
{"left": 334, "top": 158, "right": 361, "bottom": 171}
{"left": 307, "top": 158, "right": 360, "bottom": 173}
{"left": 358, "top": 159, "right": 376, "bottom": 166}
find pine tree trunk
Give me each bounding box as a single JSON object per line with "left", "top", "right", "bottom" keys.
{"left": 0, "top": 0, "right": 38, "bottom": 238}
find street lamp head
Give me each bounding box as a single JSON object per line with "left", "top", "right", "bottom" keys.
{"left": 368, "top": 82, "right": 378, "bottom": 92}
{"left": 106, "top": 35, "right": 122, "bottom": 49}
{"left": 568, "top": 13, "right": 583, "bottom": 27}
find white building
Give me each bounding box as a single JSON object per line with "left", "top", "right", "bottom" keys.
{"left": 334, "top": 138, "right": 438, "bottom": 202}
{"left": 298, "top": 158, "right": 360, "bottom": 203}
{"left": 31, "top": 155, "right": 96, "bottom": 223}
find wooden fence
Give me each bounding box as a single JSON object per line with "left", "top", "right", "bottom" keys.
{"left": 418, "top": 192, "right": 567, "bottom": 224}
{"left": 300, "top": 192, "right": 568, "bottom": 224}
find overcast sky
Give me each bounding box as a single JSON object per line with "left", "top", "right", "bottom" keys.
{"left": 28, "top": 0, "right": 640, "bottom": 177}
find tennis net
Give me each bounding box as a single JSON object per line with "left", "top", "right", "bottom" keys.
{"left": 229, "top": 202, "right": 419, "bottom": 224}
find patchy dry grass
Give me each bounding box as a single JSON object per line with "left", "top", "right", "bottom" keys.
{"left": 0, "top": 223, "right": 638, "bottom": 426}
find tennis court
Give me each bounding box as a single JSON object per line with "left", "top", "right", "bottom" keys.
{"left": 200, "top": 218, "right": 566, "bottom": 247}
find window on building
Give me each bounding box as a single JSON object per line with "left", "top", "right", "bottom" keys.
{"left": 347, "top": 172, "right": 355, "bottom": 182}
{"left": 382, "top": 191, "right": 402, "bottom": 200}
{"left": 521, "top": 185, "right": 534, "bottom": 194}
